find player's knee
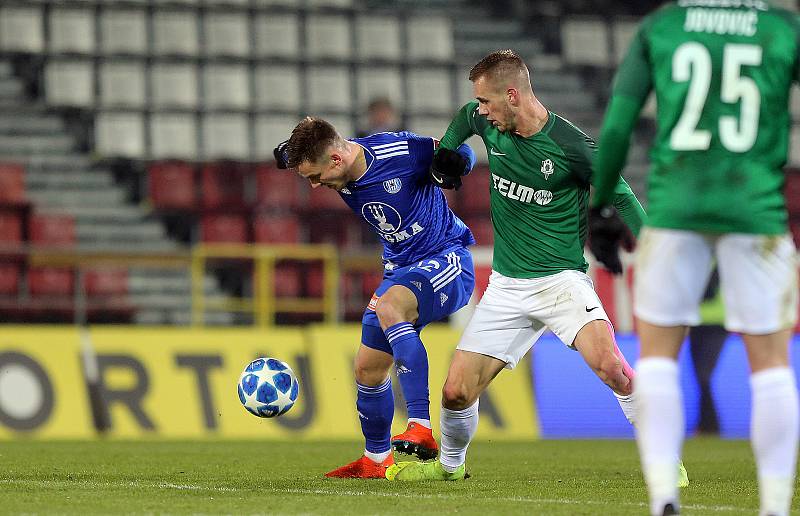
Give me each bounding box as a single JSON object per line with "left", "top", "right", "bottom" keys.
{"left": 441, "top": 380, "right": 473, "bottom": 410}
{"left": 375, "top": 297, "right": 407, "bottom": 329}
{"left": 353, "top": 357, "right": 390, "bottom": 386}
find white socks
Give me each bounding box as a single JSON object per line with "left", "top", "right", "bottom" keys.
{"left": 408, "top": 417, "right": 432, "bottom": 429}
{"left": 750, "top": 367, "right": 799, "bottom": 516}
{"left": 439, "top": 400, "right": 479, "bottom": 472}
{"left": 364, "top": 449, "right": 391, "bottom": 463}
{"left": 635, "top": 357, "right": 683, "bottom": 516}
{"left": 614, "top": 391, "right": 637, "bottom": 425}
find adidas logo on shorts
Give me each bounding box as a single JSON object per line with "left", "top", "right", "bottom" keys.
{"left": 440, "top": 292, "right": 449, "bottom": 306}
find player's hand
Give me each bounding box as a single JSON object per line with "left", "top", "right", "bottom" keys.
{"left": 430, "top": 148, "right": 468, "bottom": 190}
{"left": 273, "top": 139, "right": 289, "bottom": 169}
{"left": 588, "top": 206, "right": 635, "bottom": 275}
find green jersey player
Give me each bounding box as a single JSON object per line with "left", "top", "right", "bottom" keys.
{"left": 590, "top": 2, "right": 799, "bottom": 515}
{"left": 386, "top": 49, "right": 689, "bottom": 486}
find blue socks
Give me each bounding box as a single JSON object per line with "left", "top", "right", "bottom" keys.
{"left": 356, "top": 376, "right": 393, "bottom": 454}
{"left": 385, "top": 322, "right": 430, "bottom": 421}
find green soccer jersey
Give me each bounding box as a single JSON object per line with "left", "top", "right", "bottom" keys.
{"left": 441, "top": 101, "right": 645, "bottom": 278}
{"left": 593, "top": 0, "right": 800, "bottom": 234}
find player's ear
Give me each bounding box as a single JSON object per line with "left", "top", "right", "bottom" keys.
{"left": 507, "top": 87, "right": 518, "bottom": 106}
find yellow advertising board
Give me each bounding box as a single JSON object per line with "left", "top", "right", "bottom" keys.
{"left": 0, "top": 325, "right": 538, "bottom": 440}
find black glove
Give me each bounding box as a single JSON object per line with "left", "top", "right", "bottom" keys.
{"left": 273, "top": 139, "right": 289, "bottom": 169}
{"left": 588, "top": 206, "right": 635, "bottom": 275}
{"left": 430, "top": 148, "right": 468, "bottom": 190}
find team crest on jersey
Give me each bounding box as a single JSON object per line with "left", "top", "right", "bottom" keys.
{"left": 362, "top": 202, "right": 402, "bottom": 233}
{"left": 383, "top": 178, "right": 402, "bottom": 194}
{"left": 541, "top": 159, "right": 554, "bottom": 180}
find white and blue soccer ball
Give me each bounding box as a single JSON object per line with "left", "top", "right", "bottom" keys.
{"left": 238, "top": 358, "right": 300, "bottom": 418}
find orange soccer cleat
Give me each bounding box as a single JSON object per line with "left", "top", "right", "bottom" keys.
{"left": 392, "top": 422, "right": 438, "bottom": 460}
{"left": 324, "top": 454, "right": 395, "bottom": 479}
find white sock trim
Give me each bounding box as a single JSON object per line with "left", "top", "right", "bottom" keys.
{"left": 408, "top": 417, "right": 431, "bottom": 429}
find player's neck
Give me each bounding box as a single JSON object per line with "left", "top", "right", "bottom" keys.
{"left": 346, "top": 141, "right": 367, "bottom": 181}
{"left": 513, "top": 97, "right": 549, "bottom": 138}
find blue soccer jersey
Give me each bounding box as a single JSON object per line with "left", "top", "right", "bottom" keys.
{"left": 339, "top": 132, "right": 475, "bottom": 267}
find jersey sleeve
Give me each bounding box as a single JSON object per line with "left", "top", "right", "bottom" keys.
{"left": 405, "top": 133, "right": 437, "bottom": 180}
{"left": 610, "top": 177, "right": 646, "bottom": 238}
{"left": 592, "top": 19, "right": 654, "bottom": 207}
{"left": 440, "top": 101, "right": 483, "bottom": 150}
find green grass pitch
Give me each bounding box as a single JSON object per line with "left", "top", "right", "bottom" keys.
{"left": 0, "top": 439, "right": 791, "bottom": 514}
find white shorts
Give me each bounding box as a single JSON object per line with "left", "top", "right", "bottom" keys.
{"left": 634, "top": 227, "right": 799, "bottom": 334}
{"left": 457, "top": 270, "right": 611, "bottom": 369}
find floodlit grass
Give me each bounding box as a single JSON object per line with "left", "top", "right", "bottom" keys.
{"left": 0, "top": 439, "right": 785, "bottom": 515}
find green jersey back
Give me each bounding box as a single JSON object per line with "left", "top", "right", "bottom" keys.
{"left": 614, "top": 0, "right": 800, "bottom": 233}
{"left": 441, "top": 101, "right": 644, "bottom": 278}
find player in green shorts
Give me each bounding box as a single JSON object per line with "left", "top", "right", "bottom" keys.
{"left": 386, "top": 49, "right": 687, "bottom": 487}
{"left": 590, "top": 2, "right": 800, "bottom": 515}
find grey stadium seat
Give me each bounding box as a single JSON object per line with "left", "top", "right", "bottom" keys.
{"left": 99, "top": 61, "right": 146, "bottom": 108}
{"left": 150, "top": 114, "right": 198, "bottom": 160}
{"left": 308, "top": 66, "right": 352, "bottom": 112}
{"left": 254, "top": 65, "right": 301, "bottom": 112}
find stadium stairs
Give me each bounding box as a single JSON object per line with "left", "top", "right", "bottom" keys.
{"left": 0, "top": 59, "right": 233, "bottom": 325}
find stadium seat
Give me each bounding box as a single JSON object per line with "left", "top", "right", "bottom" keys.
{"left": 253, "top": 13, "right": 300, "bottom": 59}
{"left": 28, "top": 267, "right": 74, "bottom": 297}
{"left": 45, "top": 60, "right": 94, "bottom": 108}
{"left": 274, "top": 262, "right": 302, "bottom": 298}
{"left": 28, "top": 213, "right": 76, "bottom": 245}
{"left": 611, "top": 18, "right": 639, "bottom": 65}
{"left": 462, "top": 215, "right": 493, "bottom": 246}
{"left": 254, "top": 65, "right": 301, "bottom": 111}
{"left": 49, "top": 8, "right": 95, "bottom": 55}
{"left": 201, "top": 213, "right": 248, "bottom": 243}
{"left": 0, "top": 262, "right": 20, "bottom": 295}
{"left": 460, "top": 165, "right": 491, "bottom": 214}
{"left": 153, "top": 10, "right": 200, "bottom": 57}
{"left": 361, "top": 269, "right": 384, "bottom": 298}
{"left": 99, "top": 8, "right": 148, "bottom": 55}
{"left": 201, "top": 162, "right": 248, "bottom": 209}
{"left": 356, "top": 15, "right": 401, "bottom": 62}
{"left": 785, "top": 170, "right": 800, "bottom": 216}
{"left": 254, "top": 115, "right": 300, "bottom": 159}
{"left": 561, "top": 17, "right": 610, "bottom": 67}
{"left": 306, "top": 15, "right": 352, "bottom": 61}
{"left": 253, "top": 214, "right": 302, "bottom": 244}
{"left": 0, "top": 210, "right": 22, "bottom": 245}
{"left": 204, "top": 12, "right": 250, "bottom": 58}
{"left": 308, "top": 66, "right": 352, "bottom": 112}
{"left": 307, "top": 0, "right": 353, "bottom": 6}
{"left": 202, "top": 114, "right": 250, "bottom": 160}
{"left": 791, "top": 127, "right": 800, "bottom": 166}
{"left": 204, "top": 64, "right": 251, "bottom": 110}
{"left": 85, "top": 269, "right": 128, "bottom": 297}
{"left": 150, "top": 63, "right": 199, "bottom": 109}
{"left": 356, "top": 66, "right": 404, "bottom": 109}
{"left": 408, "top": 117, "right": 451, "bottom": 140}
{"left": 0, "top": 6, "right": 44, "bottom": 53}
{"left": 0, "top": 163, "right": 25, "bottom": 206}
{"left": 407, "top": 69, "right": 453, "bottom": 114}
{"left": 99, "top": 62, "right": 146, "bottom": 108}
{"left": 406, "top": 16, "right": 454, "bottom": 62}
{"left": 150, "top": 114, "right": 198, "bottom": 160}
{"left": 791, "top": 89, "right": 800, "bottom": 123}
{"left": 307, "top": 214, "right": 361, "bottom": 247}
{"left": 255, "top": 164, "right": 303, "bottom": 210}
{"left": 95, "top": 112, "right": 146, "bottom": 158}
{"left": 148, "top": 161, "right": 197, "bottom": 210}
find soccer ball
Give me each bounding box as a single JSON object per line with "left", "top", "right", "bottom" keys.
{"left": 237, "top": 357, "right": 300, "bottom": 418}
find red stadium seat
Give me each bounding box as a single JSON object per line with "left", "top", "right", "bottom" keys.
{"left": 84, "top": 269, "right": 128, "bottom": 297}
{"left": 0, "top": 163, "right": 25, "bottom": 206}
{"left": 362, "top": 270, "right": 384, "bottom": 297}
{"left": 460, "top": 166, "right": 491, "bottom": 214}
{"left": 306, "top": 185, "right": 349, "bottom": 211}
{"left": 0, "top": 210, "right": 23, "bottom": 244}
{"left": 201, "top": 213, "right": 248, "bottom": 243}
{"left": 307, "top": 216, "right": 362, "bottom": 247}
{"left": 790, "top": 220, "right": 800, "bottom": 248}
{"left": 28, "top": 214, "right": 75, "bottom": 245}
{"left": 462, "top": 215, "right": 493, "bottom": 246}
{"left": 148, "top": 161, "right": 196, "bottom": 210}
{"left": 253, "top": 213, "right": 302, "bottom": 244}
{"left": 274, "top": 263, "right": 303, "bottom": 297}
{"left": 0, "top": 262, "right": 20, "bottom": 295}
{"left": 28, "top": 267, "right": 74, "bottom": 296}
{"left": 255, "top": 164, "right": 303, "bottom": 210}
{"left": 785, "top": 170, "right": 800, "bottom": 216}
{"left": 201, "top": 162, "right": 249, "bottom": 209}
{"left": 305, "top": 264, "right": 324, "bottom": 298}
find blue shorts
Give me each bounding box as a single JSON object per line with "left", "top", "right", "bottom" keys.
{"left": 361, "top": 246, "right": 475, "bottom": 355}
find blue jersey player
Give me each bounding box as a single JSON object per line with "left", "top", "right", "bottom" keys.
{"left": 275, "top": 117, "right": 476, "bottom": 478}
